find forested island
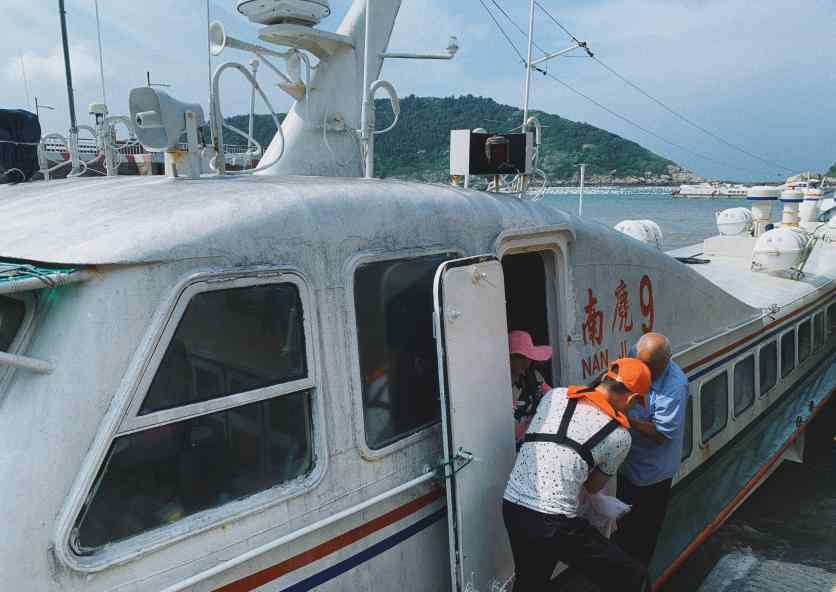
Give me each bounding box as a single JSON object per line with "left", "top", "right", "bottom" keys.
{"left": 227, "top": 95, "right": 703, "bottom": 185}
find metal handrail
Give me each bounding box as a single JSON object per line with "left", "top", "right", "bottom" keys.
{"left": 161, "top": 469, "right": 438, "bottom": 592}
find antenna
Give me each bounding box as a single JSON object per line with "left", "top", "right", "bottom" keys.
{"left": 18, "top": 51, "right": 31, "bottom": 109}
{"left": 93, "top": 0, "right": 107, "bottom": 105}
{"left": 577, "top": 163, "right": 586, "bottom": 216}
{"left": 146, "top": 71, "right": 171, "bottom": 88}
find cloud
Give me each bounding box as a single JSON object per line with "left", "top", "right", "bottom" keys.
{"left": 4, "top": 42, "right": 102, "bottom": 86}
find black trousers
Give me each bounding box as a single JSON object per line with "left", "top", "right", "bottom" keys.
{"left": 503, "top": 500, "right": 649, "bottom": 592}
{"left": 614, "top": 476, "right": 673, "bottom": 566}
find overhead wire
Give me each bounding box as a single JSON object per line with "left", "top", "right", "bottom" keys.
{"left": 478, "top": 0, "right": 764, "bottom": 175}
{"left": 533, "top": 0, "right": 797, "bottom": 173}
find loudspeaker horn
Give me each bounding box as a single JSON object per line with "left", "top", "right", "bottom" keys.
{"left": 209, "top": 21, "right": 288, "bottom": 59}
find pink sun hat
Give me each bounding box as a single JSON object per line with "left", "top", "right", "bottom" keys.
{"left": 508, "top": 330, "right": 552, "bottom": 362}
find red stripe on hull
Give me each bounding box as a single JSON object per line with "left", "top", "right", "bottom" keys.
{"left": 215, "top": 488, "right": 443, "bottom": 592}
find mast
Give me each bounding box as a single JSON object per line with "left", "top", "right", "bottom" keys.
{"left": 58, "top": 0, "right": 80, "bottom": 175}
{"left": 521, "top": 0, "right": 535, "bottom": 126}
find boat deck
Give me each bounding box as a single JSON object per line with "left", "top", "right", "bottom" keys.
{"left": 667, "top": 235, "right": 835, "bottom": 310}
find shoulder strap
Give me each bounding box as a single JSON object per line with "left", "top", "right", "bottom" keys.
{"left": 580, "top": 420, "right": 621, "bottom": 460}
{"left": 522, "top": 400, "right": 621, "bottom": 470}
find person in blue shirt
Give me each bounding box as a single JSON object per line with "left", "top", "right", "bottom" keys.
{"left": 614, "top": 332, "right": 690, "bottom": 567}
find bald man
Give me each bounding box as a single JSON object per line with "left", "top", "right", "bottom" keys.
{"left": 615, "top": 333, "right": 689, "bottom": 567}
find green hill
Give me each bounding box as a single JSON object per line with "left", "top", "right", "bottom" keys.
{"left": 227, "top": 95, "right": 690, "bottom": 183}
{"left": 827, "top": 162, "right": 836, "bottom": 177}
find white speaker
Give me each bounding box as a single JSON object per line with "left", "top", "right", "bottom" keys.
{"left": 129, "top": 88, "right": 205, "bottom": 152}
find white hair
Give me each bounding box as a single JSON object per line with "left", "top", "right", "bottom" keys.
{"left": 636, "top": 333, "right": 672, "bottom": 357}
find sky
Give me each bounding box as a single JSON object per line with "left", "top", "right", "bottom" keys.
{"left": 2, "top": 0, "right": 834, "bottom": 181}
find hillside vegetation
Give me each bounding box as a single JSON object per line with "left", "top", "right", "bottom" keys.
{"left": 227, "top": 95, "right": 693, "bottom": 184}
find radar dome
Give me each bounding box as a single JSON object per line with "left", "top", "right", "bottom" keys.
{"left": 236, "top": 0, "right": 331, "bottom": 26}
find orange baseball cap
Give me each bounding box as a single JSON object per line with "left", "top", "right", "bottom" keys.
{"left": 606, "top": 358, "right": 652, "bottom": 398}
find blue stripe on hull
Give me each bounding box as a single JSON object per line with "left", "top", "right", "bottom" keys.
{"left": 280, "top": 509, "right": 447, "bottom": 591}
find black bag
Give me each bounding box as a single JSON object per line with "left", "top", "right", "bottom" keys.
{"left": 0, "top": 109, "right": 41, "bottom": 184}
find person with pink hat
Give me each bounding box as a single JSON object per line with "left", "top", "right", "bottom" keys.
{"left": 508, "top": 330, "right": 552, "bottom": 446}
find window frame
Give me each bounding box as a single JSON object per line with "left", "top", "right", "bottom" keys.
{"left": 780, "top": 327, "right": 796, "bottom": 379}
{"left": 731, "top": 354, "right": 756, "bottom": 418}
{"left": 121, "top": 276, "right": 316, "bottom": 434}
{"left": 828, "top": 303, "right": 836, "bottom": 337}
{"left": 812, "top": 311, "right": 825, "bottom": 352}
{"left": 797, "top": 317, "right": 812, "bottom": 363}
{"left": 699, "top": 367, "right": 729, "bottom": 445}
{"left": 58, "top": 268, "right": 327, "bottom": 572}
{"left": 345, "top": 248, "right": 461, "bottom": 460}
{"left": 680, "top": 394, "right": 694, "bottom": 461}
{"left": 757, "top": 339, "right": 778, "bottom": 398}
{"left": 0, "top": 290, "right": 39, "bottom": 398}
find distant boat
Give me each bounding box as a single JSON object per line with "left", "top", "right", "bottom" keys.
{"left": 675, "top": 182, "right": 752, "bottom": 198}
{"left": 676, "top": 182, "right": 719, "bottom": 198}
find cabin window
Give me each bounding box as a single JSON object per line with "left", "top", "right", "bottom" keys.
{"left": 140, "top": 285, "right": 307, "bottom": 414}
{"left": 733, "top": 355, "right": 755, "bottom": 416}
{"left": 797, "top": 319, "right": 812, "bottom": 363}
{"left": 780, "top": 329, "right": 795, "bottom": 378}
{"left": 72, "top": 280, "right": 316, "bottom": 553}
{"left": 828, "top": 303, "right": 836, "bottom": 336}
{"left": 759, "top": 341, "right": 778, "bottom": 396}
{"left": 0, "top": 295, "right": 26, "bottom": 351}
{"left": 354, "top": 253, "right": 454, "bottom": 449}
{"left": 813, "top": 312, "right": 825, "bottom": 352}
{"left": 681, "top": 396, "right": 693, "bottom": 460}
{"left": 700, "top": 371, "right": 728, "bottom": 443}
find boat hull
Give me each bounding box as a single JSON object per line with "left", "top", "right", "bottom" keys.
{"left": 651, "top": 349, "right": 836, "bottom": 587}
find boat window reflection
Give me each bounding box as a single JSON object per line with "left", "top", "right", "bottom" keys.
{"left": 812, "top": 313, "right": 824, "bottom": 352}
{"left": 0, "top": 295, "right": 26, "bottom": 351}
{"left": 354, "top": 253, "right": 455, "bottom": 450}
{"left": 780, "top": 330, "right": 796, "bottom": 378}
{"left": 733, "top": 355, "right": 755, "bottom": 416}
{"left": 700, "top": 372, "right": 728, "bottom": 443}
{"left": 797, "top": 320, "right": 812, "bottom": 362}
{"left": 72, "top": 281, "right": 316, "bottom": 554}
{"left": 759, "top": 341, "right": 778, "bottom": 396}
{"left": 140, "top": 285, "right": 307, "bottom": 414}
{"left": 73, "top": 391, "right": 313, "bottom": 552}
{"left": 681, "top": 397, "right": 693, "bottom": 460}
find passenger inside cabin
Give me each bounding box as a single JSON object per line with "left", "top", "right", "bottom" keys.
{"left": 503, "top": 358, "right": 652, "bottom": 592}
{"left": 508, "top": 330, "right": 552, "bottom": 446}
{"left": 615, "top": 332, "right": 690, "bottom": 568}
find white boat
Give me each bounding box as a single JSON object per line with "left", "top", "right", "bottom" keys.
{"left": 717, "top": 183, "right": 750, "bottom": 197}
{"left": 677, "top": 182, "right": 718, "bottom": 197}
{"left": 0, "top": 2, "right": 834, "bottom": 591}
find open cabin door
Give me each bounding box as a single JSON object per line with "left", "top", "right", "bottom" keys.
{"left": 433, "top": 256, "right": 516, "bottom": 592}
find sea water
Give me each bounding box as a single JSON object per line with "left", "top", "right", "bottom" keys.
{"left": 541, "top": 189, "right": 836, "bottom": 591}
{"left": 541, "top": 187, "right": 765, "bottom": 251}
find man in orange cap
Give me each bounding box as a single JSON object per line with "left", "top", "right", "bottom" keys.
{"left": 503, "top": 358, "right": 652, "bottom": 592}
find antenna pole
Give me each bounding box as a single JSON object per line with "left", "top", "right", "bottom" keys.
{"left": 521, "top": 0, "right": 535, "bottom": 126}
{"left": 18, "top": 51, "right": 32, "bottom": 109}
{"left": 93, "top": 0, "right": 107, "bottom": 106}
{"left": 360, "top": 0, "right": 373, "bottom": 178}
{"left": 58, "top": 0, "right": 80, "bottom": 174}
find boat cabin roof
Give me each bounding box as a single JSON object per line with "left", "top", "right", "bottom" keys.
{"left": 0, "top": 175, "right": 573, "bottom": 266}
